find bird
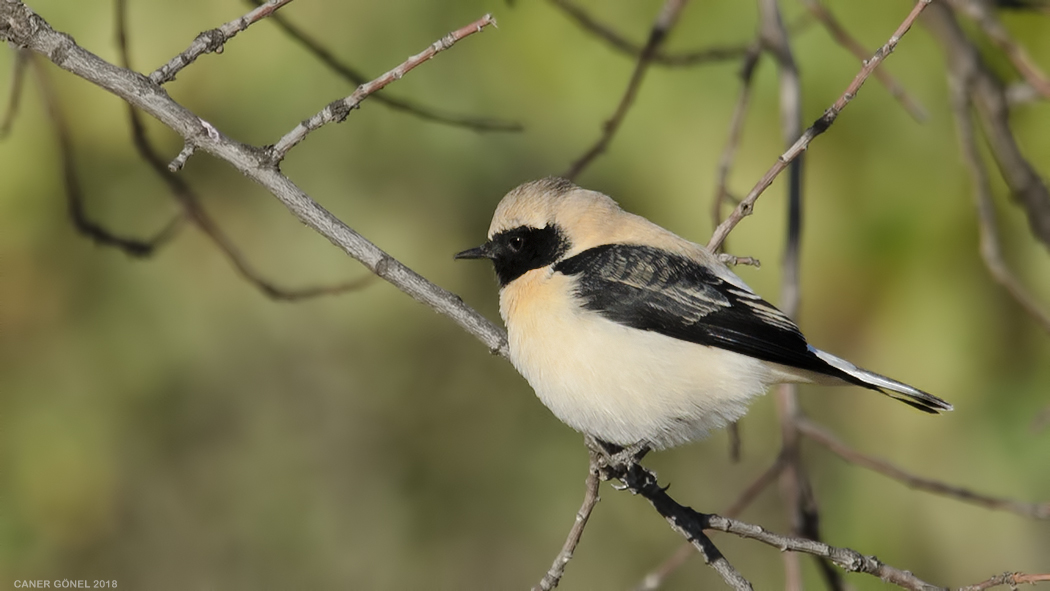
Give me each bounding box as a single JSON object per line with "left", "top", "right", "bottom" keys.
{"left": 455, "top": 177, "right": 952, "bottom": 451}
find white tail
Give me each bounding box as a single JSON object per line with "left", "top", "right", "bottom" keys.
{"left": 809, "top": 346, "right": 953, "bottom": 413}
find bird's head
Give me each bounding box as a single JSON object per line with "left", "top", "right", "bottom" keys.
{"left": 455, "top": 177, "right": 624, "bottom": 287}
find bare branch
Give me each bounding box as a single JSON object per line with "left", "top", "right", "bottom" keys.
{"left": 923, "top": 3, "right": 1050, "bottom": 250}
{"left": 149, "top": 0, "right": 296, "bottom": 85}
{"left": 959, "top": 572, "right": 1050, "bottom": 591}
{"left": 946, "top": 59, "right": 1050, "bottom": 334}
{"left": 633, "top": 454, "right": 787, "bottom": 591}
{"left": 603, "top": 455, "right": 942, "bottom": 591}
{"left": 801, "top": 0, "right": 928, "bottom": 122}
{"left": 242, "top": 0, "right": 521, "bottom": 133}
{"left": 758, "top": 1, "right": 843, "bottom": 587}
{"left": 546, "top": 0, "right": 748, "bottom": 67}
{"left": 563, "top": 0, "right": 688, "bottom": 180}
{"left": 702, "top": 513, "right": 943, "bottom": 591}
{"left": 115, "top": 0, "right": 375, "bottom": 301}
{"left": 596, "top": 458, "right": 753, "bottom": 591}
{"left": 0, "top": 47, "right": 27, "bottom": 137}
{"left": 947, "top": 0, "right": 1050, "bottom": 100}
{"left": 707, "top": 0, "right": 932, "bottom": 252}
{"left": 29, "top": 54, "right": 183, "bottom": 257}
{"left": 711, "top": 44, "right": 762, "bottom": 236}
{"left": 532, "top": 450, "right": 602, "bottom": 591}
{"left": 269, "top": 14, "right": 498, "bottom": 163}
{"left": 0, "top": 0, "right": 510, "bottom": 355}
{"left": 6, "top": 5, "right": 1041, "bottom": 591}
{"left": 797, "top": 418, "right": 1050, "bottom": 519}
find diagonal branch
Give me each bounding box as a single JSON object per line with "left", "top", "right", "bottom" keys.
{"left": 563, "top": 0, "right": 688, "bottom": 180}
{"left": 546, "top": 0, "right": 748, "bottom": 67}
{"left": 0, "top": 0, "right": 511, "bottom": 355}
{"left": 116, "top": 0, "right": 374, "bottom": 301}
{"left": 707, "top": 0, "right": 933, "bottom": 252}
{"left": 6, "top": 5, "right": 1040, "bottom": 591}
{"left": 532, "top": 449, "right": 602, "bottom": 591}
{"left": 960, "top": 572, "right": 1050, "bottom": 591}
{"left": 757, "top": 1, "right": 842, "bottom": 588}
{"left": 242, "top": 0, "right": 521, "bottom": 133}
{"left": 801, "top": 0, "right": 928, "bottom": 122}
{"left": 268, "top": 14, "right": 498, "bottom": 163}
{"left": 150, "top": 0, "right": 296, "bottom": 85}
{"left": 949, "top": 63, "right": 1050, "bottom": 334}
{"left": 633, "top": 453, "right": 787, "bottom": 591}
{"left": 603, "top": 456, "right": 942, "bottom": 591}
{"left": 923, "top": 2, "right": 1050, "bottom": 251}
{"left": 702, "top": 512, "right": 942, "bottom": 591}
{"left": 946, "top": 0, "right": 1050, "bottom": 100}
{"left": 923, "top": 2, "right": 1050, "bottom": 329}
{"left": 0, "top": 47, "right": 27, "bottom": 137}
{"left": 599, "top": 459, "right": 753, "bottom": 591}
{"left": 29, "top": 53, "right": 183, "bottom": 257}
{"left": 797, "top": 418, "right": 1050, "bottom": 519}
{"left": 711, "top": 44, "right": 762, "bottom": 235}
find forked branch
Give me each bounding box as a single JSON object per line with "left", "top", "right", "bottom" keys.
{"left": 268, "top": 14, "right": 499, "bottom": 162}
{"left": 707, "top": 0, "right": 933, "bottom": 252}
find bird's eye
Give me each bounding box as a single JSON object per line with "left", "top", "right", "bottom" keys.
{"left": 508, "top": 236, "right": 525, "bottom": 252}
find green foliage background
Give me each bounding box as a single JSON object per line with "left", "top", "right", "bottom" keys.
{"left": 1, "top": 0, "right": 1048, "bottom": 589}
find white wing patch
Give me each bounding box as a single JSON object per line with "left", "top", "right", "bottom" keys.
{"left": 727, "top": 287, "right": 799, "bottom": 332}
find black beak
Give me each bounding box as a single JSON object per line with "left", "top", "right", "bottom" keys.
{"left": 455, "top": 242, "right": 495, "bottom": 260}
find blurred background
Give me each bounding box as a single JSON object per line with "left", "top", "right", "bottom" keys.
{"left": 1, "top": 0, "right": 1048, "bottom": 589}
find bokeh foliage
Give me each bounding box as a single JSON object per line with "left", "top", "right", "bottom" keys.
{"left": 1, "top": 0, "right": 1048, "bottom": 589}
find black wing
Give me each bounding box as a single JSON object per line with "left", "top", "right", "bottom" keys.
{"left": 553, "top": 244, "right": 853, "bottom": 380}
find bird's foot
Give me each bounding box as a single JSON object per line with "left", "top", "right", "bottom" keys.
{"left": 584, "top": 436, "right": 651, "bottom": 483}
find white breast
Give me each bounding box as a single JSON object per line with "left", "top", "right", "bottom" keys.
{"left": 499, "top": 268, "right": 782, "bottom": 449}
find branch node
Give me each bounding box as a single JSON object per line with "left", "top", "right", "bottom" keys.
{"left": 169, "top": 143, "right": 197, "bottom": 172}
{"left": 718, "top": 253, "right": 761, "bottom": 268}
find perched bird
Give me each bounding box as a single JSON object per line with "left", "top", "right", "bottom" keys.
{"left": 456, "top": 178, "right": 952, "bottom": 450}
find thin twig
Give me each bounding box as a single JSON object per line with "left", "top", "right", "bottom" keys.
{"left": 116, "top": 0, "right": 375, "bottom": 301}
{"left": 922, "top": 4, "right": 1050, "bottom": 250}
{"left": 947, "top": 0, "right": 1050, "bottom": 100}
{"left": 702, "top": 512, "right": 943, "bottom": 591}
{"left": 0, "top": 0, "right": 513, "bottom": 356}
{"left": 29, "top": 54, "right": 181, "bottom": 257}
{"left": 0, "top": 47, "right": 28, "bottom": 137}
{"left": 269, "top": 14, "right": 498, "bottom": 163}
{"left": 924, "top": 3, "right": 1050, "bottom": 325}
{"left": 802, "top": 0, "right": 928, "bottom": 122}
{"left": 727, "top": 421, "right": 743, "bottom": 462}
{"left": 242, "top": 0, "right": 521, "bottom": 133}
{"left": 546, "top": 0, "right": 748, "bottom": 67}
{"left": 711, "top": 44, "right": 762, "bottom": 237}
{"left": 5, "top": 6, "right": 1041, "bottom": 590}
{"left": 150, "top": 0, "right": 296, "bottom": 85}
{"left": 708, "top": 0, "right": 933, "bottom": 253}
{"left": 959, "top": 572, "right": 1050, "bottom": 591}
{"left": 600, "top": 460, "right": 753, "bottom": 591}
{"left": 757, "top": 1, "right": 844, "bottom": 588}
{"left": 563, "top": 0, "right": 688, "bottom": 180}
{"left": 947, "top": 60, "right": 1050, "bottom": 334}
{"left": 605, "top": 456, "right": 942, "bottom": 591}
{"left": 633, "top": 453, "right": 787, "bottom": 591}
{"left": 532, "top": 450, "right": 602, "bottom": 591}
{"left": 797, "top": 418, "right": 1050, "bottom": 519}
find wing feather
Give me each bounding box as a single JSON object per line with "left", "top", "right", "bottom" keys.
{"left": 553, "top": 244, "right": 841, "bottom": 378}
